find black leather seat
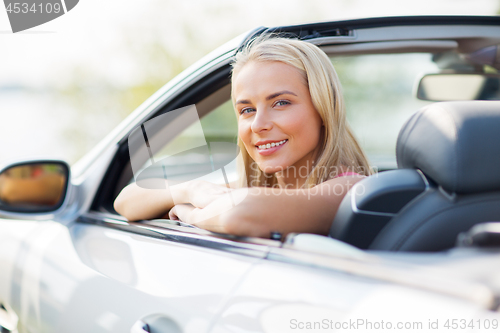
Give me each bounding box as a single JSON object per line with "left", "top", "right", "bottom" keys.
{"left": 330, "top": 101, "right": 500, "bottom": 252}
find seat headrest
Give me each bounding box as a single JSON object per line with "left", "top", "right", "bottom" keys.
{"left": 397, "top": 101, "right": 500, "bottom": 194}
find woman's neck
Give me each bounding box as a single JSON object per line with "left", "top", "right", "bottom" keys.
{"left": 274, "top": 158, "right": 315, "bottom": 189}
{"left": 274, "top": 147, "right": 323, "bottom": 188}
{"left": 275, "top": 172, "right": 306, "bottom": 189}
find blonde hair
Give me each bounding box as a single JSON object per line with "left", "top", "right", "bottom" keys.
{"left": 231, "top": 35, "right": 372, "bottom": 188}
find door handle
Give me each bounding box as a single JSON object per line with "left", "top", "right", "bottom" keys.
{"left": 130, "top": 314, "right": 182, "bottom": 333}
{"left": 0, "top": 302, "right": 19, "bottom": 333}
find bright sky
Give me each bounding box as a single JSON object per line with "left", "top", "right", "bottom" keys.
{"left": 0, "top": 0, "right": 498, "bottom": 86}
{"left": 0, "top": 0, "right": 499, "bottom": 163}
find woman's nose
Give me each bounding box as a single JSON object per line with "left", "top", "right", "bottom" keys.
{"left": 250, "top": 108, "right": 273, "bottom": 133}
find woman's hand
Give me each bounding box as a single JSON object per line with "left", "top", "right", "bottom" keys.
{"left": 168, "top": 188, "right": 248, "bottom": 233}
{"left": 114, "top": 178, "right": 233, "bottom": 222}
{"left": 167, "top": 180, "right": 235, "bottom": 223}
{"left": 169, "top": 188, "right": 236, "bottom": 224}
{"left": 168, "top": 203, "right": 197, "bottom": 221}
{"left": 186, "top": 180, "right": 234, "bottom": 209}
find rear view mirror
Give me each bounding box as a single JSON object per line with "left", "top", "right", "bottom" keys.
{"left": 417, "top": 73, "right": 500, "bottom": 101}
{"left": 0, "top": 161, "right": 69, "bottom": 213}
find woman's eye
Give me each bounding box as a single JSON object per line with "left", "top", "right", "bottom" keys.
{"left": 274, "top": 100, "right": 290, "bottom": 107}
{"left": 239, "top": 107, "right": 255, "bottom": 115}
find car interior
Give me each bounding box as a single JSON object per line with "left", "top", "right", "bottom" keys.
{"left": 89, "top": 19, "right": 500, "bottom": 254}
{"left": 330, "top": 101, "right": 500, "bottom": 252}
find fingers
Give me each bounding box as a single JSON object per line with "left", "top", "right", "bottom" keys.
{"left": 169, "top": 203, "right": 196, "bottom": 222}
{"left": 168, "top": 207, "right": 180, "bottom": 220}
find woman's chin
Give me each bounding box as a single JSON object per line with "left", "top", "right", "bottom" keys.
{"left": 257, "top": 163, "right": 288, "bottom": 175}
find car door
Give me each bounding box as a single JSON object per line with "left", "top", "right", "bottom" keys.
{"left": 0, "top": 215, "right": 272, "bottom": 333}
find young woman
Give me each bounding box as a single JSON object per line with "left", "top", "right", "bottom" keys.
{"left": 114, "top": 36, "right": 372, "bottom": 239}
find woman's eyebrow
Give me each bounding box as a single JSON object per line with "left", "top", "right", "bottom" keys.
{"left": 235, "top": 90, "right": 297, "bottom": 105}
{"left": 235, "top": 99, "right": 251, "bottom": 105}
{"left": 266, "top": 90, "right": 297, "bottom": 100}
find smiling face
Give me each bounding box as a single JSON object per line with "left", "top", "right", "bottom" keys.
{"left": 233, "top": 61, "right": 323, "bottom": 180}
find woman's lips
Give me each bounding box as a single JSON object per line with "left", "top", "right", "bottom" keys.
{"left": 256, "top": 140, "right": 288, "bottom": 156}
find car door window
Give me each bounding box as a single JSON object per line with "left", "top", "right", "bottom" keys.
{"left": 131, "top": 97, "right": 239, "bottom": 187}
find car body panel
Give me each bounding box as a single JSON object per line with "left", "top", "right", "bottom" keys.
{"left": 0, "top": 219, "right": 262, "bottom": 332}
{"left": 210, "top": 259, "right": 494, "bottom": 333}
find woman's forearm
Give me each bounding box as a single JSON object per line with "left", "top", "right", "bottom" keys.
{"left": 208, "top": 185, "right": 346, "bottom": 238}
{"left": 188, "top": 187, "right": 275, "bottom": 237}
{"left": 114, "top": 179, "right": 191, "bottom": 221}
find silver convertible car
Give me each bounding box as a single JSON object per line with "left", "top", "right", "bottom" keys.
{"left": 2, "top": 16, "right": 500, "bottom": 333}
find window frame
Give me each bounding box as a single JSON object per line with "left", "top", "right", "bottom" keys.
{"left": 90, "top": 63, "right": 234, "bottom": 214}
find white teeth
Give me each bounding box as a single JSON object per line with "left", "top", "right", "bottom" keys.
{"left": 258, "top": 140, "right": 287, "bottom": 150}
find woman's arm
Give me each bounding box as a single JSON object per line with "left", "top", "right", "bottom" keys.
{"left": 114, "top": 178, "right": 182, "bottom": 221}
{"left": 114, "top": 178, "right": 234, "bottom": 221}
{"left": 169, "top": 175, "right": 364, "bottom": 238}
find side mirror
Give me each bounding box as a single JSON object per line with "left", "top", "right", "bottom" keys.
{"left": 416, "top": 73, "right": 500, "bottom": 101}
{"left": 0, "top": 160, "right": 70, "bottom": 214}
